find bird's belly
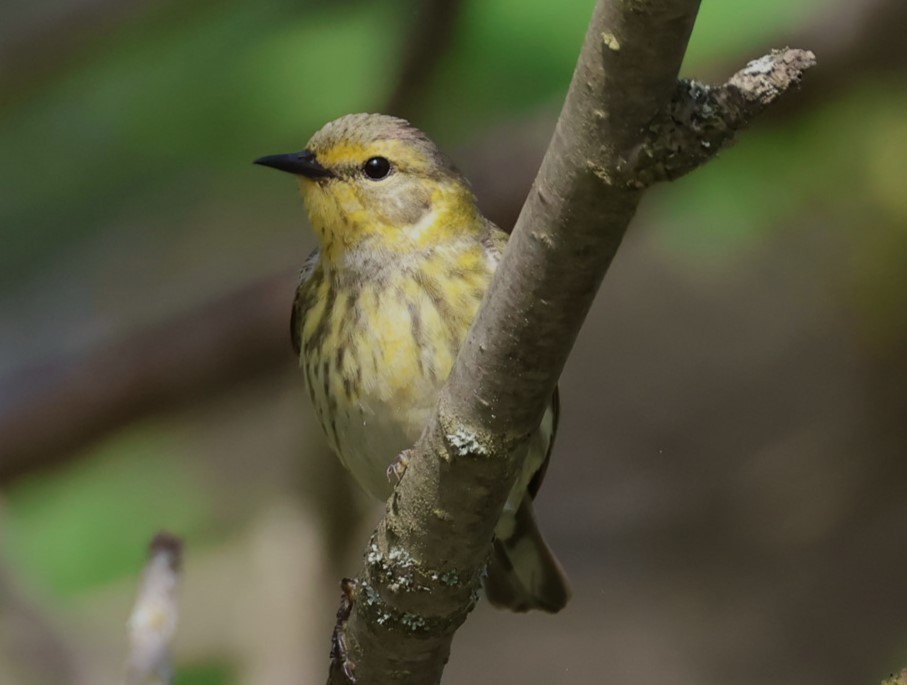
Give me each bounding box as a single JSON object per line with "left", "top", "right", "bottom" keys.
{"left": 304, "top": 283, "right": 557, "bottom": 519}
{"left": 330, "top": 400, "right": 429, "bottom": 500}
{"left": 303, "top": 281, "right": 468, "bottom": 500}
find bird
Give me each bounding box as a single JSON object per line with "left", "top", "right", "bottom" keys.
{"left": 255, "top": 113, "right": 569, "bottom": 613}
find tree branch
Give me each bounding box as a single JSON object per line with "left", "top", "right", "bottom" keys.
{"left": 0, "top": 273, "right": 295, "bottom": 485}
{"left": 124, "top": 532, "right": 183, "bottom": 685}
{"left": 385, "top": 0, "right": 465, "bottom": 119}
{"left": 634, "top": 48, "right": 816, "bottom": 184}
{"left": 326, "top": 1, "right": 815, "bottom": 683}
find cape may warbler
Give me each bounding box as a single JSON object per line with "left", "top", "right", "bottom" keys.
{"left": 256, "top": 113, "right": 569, "bottom": 612}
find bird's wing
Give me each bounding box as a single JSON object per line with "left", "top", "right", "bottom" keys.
{"left": 290, "top": 248, "right": 321, "bottom": 357}
{"left": 528, "top": 386, "right": 559, "bottom": 499}
{"left": 480, "top": 219, "right": 510, "bottom": 263}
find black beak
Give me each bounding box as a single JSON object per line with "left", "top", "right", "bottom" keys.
{"left": 253, "top": 149, "right": 334, "bottom": 178}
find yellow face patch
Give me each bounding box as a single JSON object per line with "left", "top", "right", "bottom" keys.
{"left": 296, "top": 132, "right": 480, "bottom": 263}
{"left": 311, "top": 139, "right": 432, "bottom": 176}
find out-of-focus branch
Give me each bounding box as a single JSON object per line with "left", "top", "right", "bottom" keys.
{"left": 0, "top": 272, "right": 296, "bottom": 486}
{"left": 0, "top": 0, "right": 159, "bottom": 106}
{"left": 324, "top": 0, "right": 814, "bottom": 681}
{"left": 797, "top": 0, "right": 904, "bottom": 70}
{"left": 124, "top": 532, "right": 183, "bottom": 685}
{"left": 384, "top": 0, "right": 465, "bottom": 118}
{"left": 461, "top": 111, "right": 556, "bottom": 229}
{"left": 789, "top": 0, "right": 905, "bottom": 113}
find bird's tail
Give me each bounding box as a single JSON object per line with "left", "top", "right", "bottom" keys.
{"left": 485, "top": 497, "right": 570, "bottom": 613}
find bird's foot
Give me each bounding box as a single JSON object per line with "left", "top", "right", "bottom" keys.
{"left": 386, "top": 448, "right": 413, "bottom": 484}
{"left": 330, "top": 578, "right": 357, "bottom": 682}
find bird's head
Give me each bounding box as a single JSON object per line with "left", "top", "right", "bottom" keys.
{"left": 256, "top": 113, "right": 479, "bottom": 264}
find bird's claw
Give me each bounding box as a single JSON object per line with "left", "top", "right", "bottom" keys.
{"left": 386, "top": 448, "right": 413, "bottom": 484}
{"left": 331, "top": 578, "right": 357, "bottom": 682}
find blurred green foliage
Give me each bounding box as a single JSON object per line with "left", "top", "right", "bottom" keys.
{"left": 653, "top": 83, "right": 907, "bottom": 263}
{"left": 5, "top": 423, "right": 212, "bottom": 596}
{"left": 0, "top": 0, "right": 401, "bottom": 283}
{"left": 174, "top": 662, "right": 236, "bottom": 685}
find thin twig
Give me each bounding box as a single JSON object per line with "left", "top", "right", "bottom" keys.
{"left": 124, "top": 532, "right": 183, "bottom": 685}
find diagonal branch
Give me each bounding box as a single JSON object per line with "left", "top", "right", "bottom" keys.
{"left": 325, "top": 1, "right": 815, "bottom": 684}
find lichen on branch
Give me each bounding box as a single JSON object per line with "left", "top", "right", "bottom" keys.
{"left": 633, "top": 48, "right": 818, "bottom": 185}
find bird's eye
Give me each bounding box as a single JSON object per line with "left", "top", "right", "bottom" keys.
{"left": 363, "top": 156, "right": 391, "bottom": 180}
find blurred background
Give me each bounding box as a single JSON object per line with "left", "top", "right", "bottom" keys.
{"left": 1, "top": 0, "right": 906, "bottom": 683}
